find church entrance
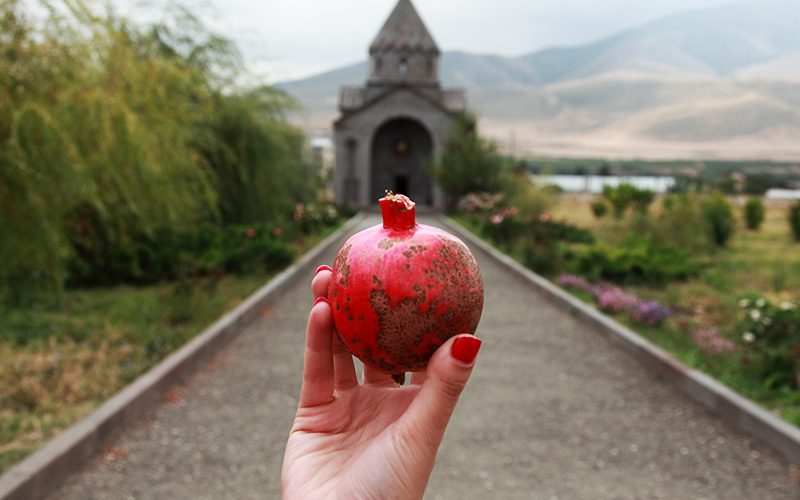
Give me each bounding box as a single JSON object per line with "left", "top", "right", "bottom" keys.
{"left": 370, "top": 118, "right": 434, "bottom": 206}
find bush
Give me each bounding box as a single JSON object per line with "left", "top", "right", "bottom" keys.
{"left": 790, "top": 202, "right": 800, "bottom": 242}
{"left": 590, "top": 200, "right": 608, "bottom": 218}
{"left": 602, "top": 183, "right": 655, "bottom": 218}
{"left": 743, "top": 198, "right": 765, "bottom": 230}
{"left": 652, "top": 194, "right": 710, "bottom": 253}
{"left": 520, "top": 241, "right": 563, "bottom": 277}
{"left": 701, "top": 193, "right": 736, "bottom": 247}
{"left": 570, "top": 237, "right": 701, "bottom": 285}
{"left": 66, "top": 221, "right": 300, "bottom": 287}
{"left": 736, "top": 296, "right": 800, "bottom": 389}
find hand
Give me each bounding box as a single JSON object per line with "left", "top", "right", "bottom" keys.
{"left": 281, "top": 267, "right": 482, "bottom": 500}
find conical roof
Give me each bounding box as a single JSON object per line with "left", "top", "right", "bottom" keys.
{"left": 370, "top": 0, "right": 439, "bottom": 54}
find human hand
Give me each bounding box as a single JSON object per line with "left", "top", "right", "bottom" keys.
{"left": 281, "top": 266, "right": 482, "bottom": 500}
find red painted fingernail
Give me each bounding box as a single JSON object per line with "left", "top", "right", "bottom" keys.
{"left": 315, "top": 265, "right": 332, "bottom": 276}
{"left": 314, "top": 297, "right": 329, "bottom": 307}
{"left": 451, "top": 335, "right": 481, "bottom": 364}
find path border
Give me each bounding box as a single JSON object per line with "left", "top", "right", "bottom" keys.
{"left": 439, "top": 215, "right": 800, "bottom": 466}
{"left": 0, "top": 213, "right": 365, "bottom": 500}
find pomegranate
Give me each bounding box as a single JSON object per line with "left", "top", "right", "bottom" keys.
{"left": 329, "top": 192, "right": 484, "bottom": 374}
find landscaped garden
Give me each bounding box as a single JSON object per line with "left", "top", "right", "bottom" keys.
{"left": 446, "top": 171, "right": 800, "bottom": 428}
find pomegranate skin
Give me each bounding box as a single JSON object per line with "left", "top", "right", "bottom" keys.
{"left": 329, "top": 194, "right": 484, "bottom": 374}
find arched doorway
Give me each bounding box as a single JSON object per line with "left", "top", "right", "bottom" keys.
{"left": 370, "top": 118, "right": 434, "bottom": 205}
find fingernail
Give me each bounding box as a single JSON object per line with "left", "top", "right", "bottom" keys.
{"left": 315, "top": 265, "right": 332, "bottom": 276}
{"left": 314, "top": 297, "right": 329, "bottom": 307}
{"left": 451, "top": 335, "right": 481, "bottom": 364}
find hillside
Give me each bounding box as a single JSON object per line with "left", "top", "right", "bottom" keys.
{"left": 278, "top": 0, "right": 800, "bottom": 160}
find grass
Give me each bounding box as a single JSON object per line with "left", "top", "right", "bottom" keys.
{"left": 457, "top": 194, "right": 800, "bottom": 426}
{"left": 0, "top": 225, "right": 341, "bottom": 474}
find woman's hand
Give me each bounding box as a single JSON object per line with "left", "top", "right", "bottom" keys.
{"left": 281, "top": 266, "right": 481, "bottom": 500}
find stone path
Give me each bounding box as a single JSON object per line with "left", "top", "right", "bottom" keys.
{"left": 51, "top": 214, "right": 799, "bottom": 499}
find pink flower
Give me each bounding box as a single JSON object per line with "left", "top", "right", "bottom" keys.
{"left": 490, "top": 214, "right": 504, "bottom": 225}
{"left": 693, "top": 328, "right": 736, "bottom": 355}
{"left": 246, "top": 228, "right": 256, "bottom": 238}
{"left": 273, "top": 227, "right": 283, "bottom": 237}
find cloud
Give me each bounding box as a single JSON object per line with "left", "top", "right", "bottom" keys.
{"left": 113, "top": 0, "right": 758, "bottom": 81}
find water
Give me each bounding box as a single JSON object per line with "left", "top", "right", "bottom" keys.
{"left": 532, "top": 174, "right": 676, "bottom": 193}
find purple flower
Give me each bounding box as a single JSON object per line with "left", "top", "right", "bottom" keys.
{"left": 630, "top": 300, "right": 671, "bottom": 326}
{"left": 556, "top": 274, "right": 593, "bottom": 292}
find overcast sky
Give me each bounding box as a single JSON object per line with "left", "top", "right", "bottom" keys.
{"left": 117, "top": 0, "right": 751, "bottom": 82}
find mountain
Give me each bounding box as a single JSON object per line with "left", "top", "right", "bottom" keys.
{"left": 278, "top": 0, "right": 800, "bottom": 160}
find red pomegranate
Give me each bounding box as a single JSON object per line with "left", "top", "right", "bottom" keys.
{"left": 329, "top": 192, "right": 484, "bottom": 374}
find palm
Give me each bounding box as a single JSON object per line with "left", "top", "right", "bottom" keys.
{"left": 280, "top": 268, "right": 481, "bottom": 500}
{"left": 283, "top": 384, "right": 424, "bottom": 498}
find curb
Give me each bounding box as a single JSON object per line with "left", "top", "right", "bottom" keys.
{"left": 438, "top": 215, "right": 800, "bottom": 466}
{"left": 0, "top": 213, "right": 365, "bottom": 500}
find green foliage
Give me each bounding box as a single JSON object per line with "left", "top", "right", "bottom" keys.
{"left": 429, "top": 112, "right": 507, "bottom": 206}
{"left": 743, "top": 198, "right": 765, "bottom": 230}
{"left": 736, "top": 296, "right": 800, "bottom": 389}
{"left": 602, "top": 183, "right": 655, "bottom": 218}
{"left": 67, "top": 222, "right": 295, "bottom": 287}
{"left": 701, "top": 193, "right": 736, "bottom": 247}
{"left": 570, "top": 237, "right": 701, "bottom": 285}
{"left": 0, "top": 1, "right": 309, "bottom": 302}
{"left": 790, "top": 202, "right": 800, "bottom": 242}
{"left": 743, "top": 175, "right": 773, "bottom": 195}
{"left": 652, "top": 194, "right": 710, "bottom": 252}
{"left": 590, "top": 200, "right": 608, "bottom": 218}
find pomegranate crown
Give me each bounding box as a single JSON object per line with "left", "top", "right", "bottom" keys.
{"left": 379, "top": 191, "right": 416, "bottom": 231}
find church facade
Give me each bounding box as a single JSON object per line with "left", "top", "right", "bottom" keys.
{"left": 333, "top": 0, "right": 465, "bottom": 210}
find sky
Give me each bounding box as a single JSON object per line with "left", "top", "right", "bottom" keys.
{"left": 116, "top": 0, "right": 751, "bottom": 83}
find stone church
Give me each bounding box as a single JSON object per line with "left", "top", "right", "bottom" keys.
{"left": 333, "top": 0, "right": 465, "bottom": 210}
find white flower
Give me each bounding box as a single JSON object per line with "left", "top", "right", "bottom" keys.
{"left": 780, "top": 302, "right": 796, "bottom": 311}
{"left": 756, "top": 298, "right": 766, "bottom": 308}
{"left": 742, "top": 332, "right": 756, "bottom": 344}
{"left": 750, "top": 309, "right": 761, "bottom": 321}
{"left": 738, "top": 299, "right": 750, "bottom": 309}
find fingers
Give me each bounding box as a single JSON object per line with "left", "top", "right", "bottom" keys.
{"left": 312, "top": 266, "right": 332, "bottom": 301}
{"left": 410, "top": 371, "right": 427, "bottom": 385}
{"left": 309, "top": 264, "right": 357, "bottom": 392}
{"left": 298, "top": 300, "right": 335, "bottom": 408}
{"left": 401, "top": 335, "right": 481, "bottom": 440}
{"left": 332, "top": 332, "right": 358, "bottom": 390}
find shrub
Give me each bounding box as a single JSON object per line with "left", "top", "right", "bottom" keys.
{"left": 590, "top": 200, "right": 608, "bottom": 218}
{"left": 790, "top": 202, "right": 800, "bottom": 242}
{"left": 743, "top": 198, "right": 765, "bottom": 230}
{"left": 570, "top": 237, "right": 700, "bottom": 285}
{"left": 701, "top": 193, "right": 736, "bottom": 247}
{"left": 602, "top": 184, "right": 655, "bottom": 218}
{"left": 736, "top": 296, "right": 800, "bottom": 388}
{"left": 520, "top": 241, "right": 563, "bottom": 277}
{"left": 652, "top": 194, "right": 710, "bottom": 253}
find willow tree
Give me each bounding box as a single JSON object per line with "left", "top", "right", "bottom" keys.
{"left": 0, "top": 0, "right": 302, "bottom": 301}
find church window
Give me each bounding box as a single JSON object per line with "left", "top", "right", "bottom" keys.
{"left": 399, "top": 57, "right": 408, "bottom": 76}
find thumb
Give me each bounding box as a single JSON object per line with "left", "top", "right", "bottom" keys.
{"left": 402, "top": 334, "right": 481, "bottom": 442}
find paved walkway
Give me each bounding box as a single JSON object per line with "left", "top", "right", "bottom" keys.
{"left": 52, "top": 215, "right": 798, "bottom": 499}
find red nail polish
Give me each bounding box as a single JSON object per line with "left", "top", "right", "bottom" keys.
{"left": 451, "top": 336, "right": 481, "bottom": 364}
{"left": 315, "top": 265, "right": 332, "bottom": 276}
{"left": 314, "top": 297, "right": 329, "bottom": 307}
